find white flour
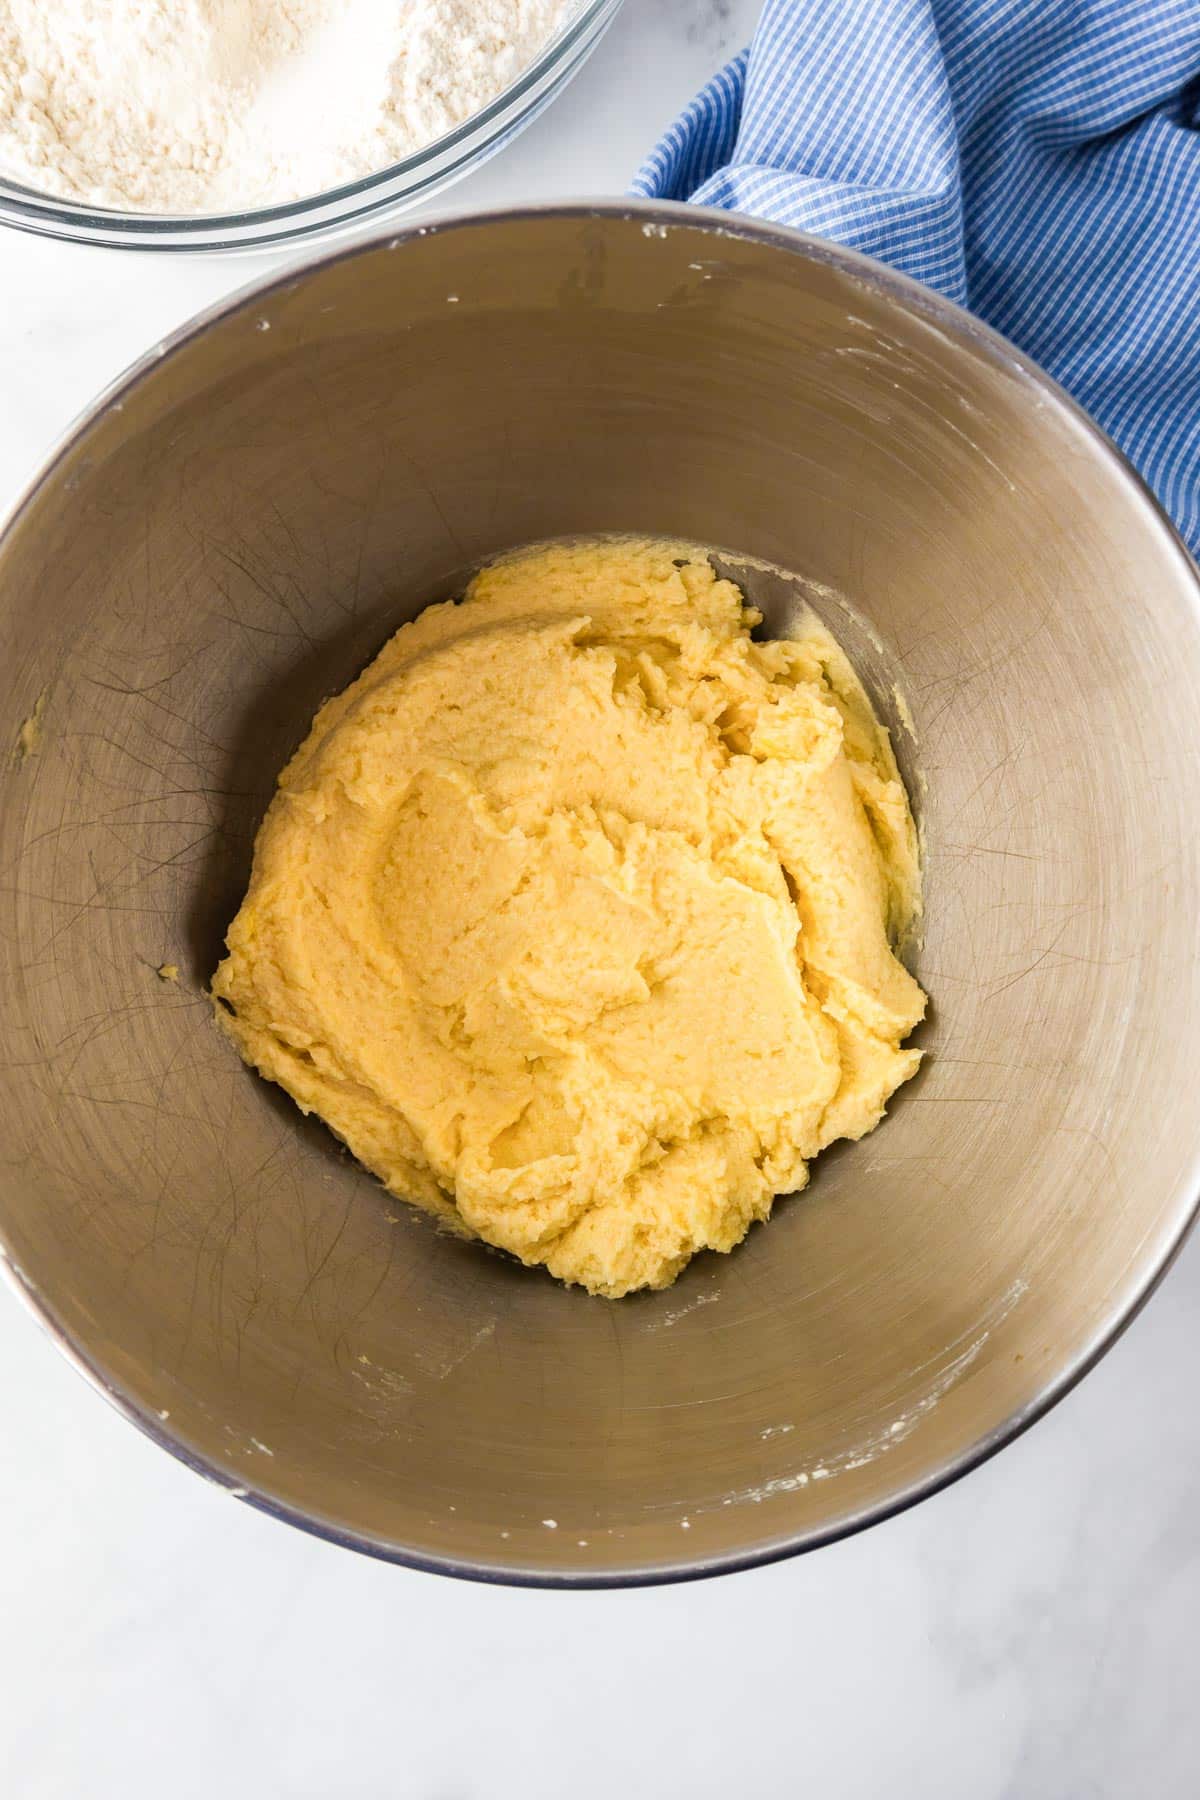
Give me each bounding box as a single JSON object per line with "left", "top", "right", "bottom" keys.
{"left": 0, "top": 0, "right": 571, "bottom": 213}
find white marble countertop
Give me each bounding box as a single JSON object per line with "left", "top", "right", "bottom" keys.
{"left": 2, "top": 3, "right": 1198, "bottom": 1794}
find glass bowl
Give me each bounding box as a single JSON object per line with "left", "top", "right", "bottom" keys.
{"left": 0, "top": 0, "right": 622, "bottom": 253}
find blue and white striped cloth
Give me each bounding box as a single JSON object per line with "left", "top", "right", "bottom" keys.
{"left": 633, "top": 0, "right": 1200, "bottom": 555}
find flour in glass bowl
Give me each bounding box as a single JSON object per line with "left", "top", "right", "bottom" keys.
{"left": 0, "top": 0, "right": 573, "bottom": 213}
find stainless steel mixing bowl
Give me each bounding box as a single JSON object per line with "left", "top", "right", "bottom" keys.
{"left": 2, "top": 204, "right": 1199, "bottom": 1585}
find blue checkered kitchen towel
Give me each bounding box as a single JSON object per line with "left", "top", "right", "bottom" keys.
{"left": 632, "top": 0, "right": 1200, "bottom": 555}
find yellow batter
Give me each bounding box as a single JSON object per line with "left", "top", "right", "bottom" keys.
{"left": 212, "top": 539, "right": 926, "bottom": 1297}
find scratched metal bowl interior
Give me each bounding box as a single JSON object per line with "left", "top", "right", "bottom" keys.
{"left": 2, "top": 206, "right": 1199, "bottom": 1585}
